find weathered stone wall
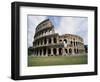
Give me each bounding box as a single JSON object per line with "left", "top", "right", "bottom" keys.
{"left": 33, "top": 19, "right": 85, "bottom": 56}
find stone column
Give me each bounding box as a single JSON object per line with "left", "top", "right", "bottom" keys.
{"left": 56, "top": 48, "right": 59, "bottom": 56}
{"left": 72, "top": 48, "right": 75, "bottom": 55}
{"left": 42, "top": 39, "right": 44, "bottom": 45}
{"left": 51, "top": 37, "right": 53, "bottom": 44}
{"left": 67, "top": 48, "right": 69, "bottom": 55}
{"left": 56, "top": 36, "right": 59, "bottom": 44}
{"left": 51, "top": 48, "right": 53, "bottom": 56}
{"left": 62, "top": 48, "right": 66, "bottom": 56}
{"left": 47, "top": 38, "right": 49, "bottom": 45}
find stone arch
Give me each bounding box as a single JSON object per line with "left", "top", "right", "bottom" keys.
{"left": 37, "top": 49, "right": 38, "bottom": 56}
{"left": 64, "top": 39, "right": 67, "bottom": 43}
{"left": 48, "top": 48, "right": 51, "bottom": 55}
{"left": 43, "top": 48, "right": 46, "bottom": 56}
{"left": 71, "top": 41, "right": 72, "bottom": 45}
{"left": 44, "top": 38, "right": 47, "bottom": 44}
{"left": 74, "top": 48, "right": 76, "bottom": 53}
{"left": 48, "top": 38, "right": 51, "bottom": 44}
{"left": 65, "top": 49, "right": 67, "bottom": 54}
{"left": 50, "top": 30, "right": 53, "bottom": 34}
{"left": 41, "top": 32, "right": 43, "bottom": 35}
{"left": 43, "top": 31, "right": 45, "bottom": 35}
{"left": 41, "top": 40, "right": 43, "bottom": 45}
{"left": 59, "top": 39, "right": 62, "bottom": 42}
{"left": 53, "top": 48, "right": 57, "bottom": 55}
{"left": 38, "top": 41, "right": 39, "bottom": 45}
{"left": 69, "top": 48, "right": 72, "bottom": 54}
{"left": 40, "top": 49, "right": 42, "bottom": 56}
{"left": 59, "top": 48, "right": 62, "bottom": 55}
{"left": 54, "top": 38, "right": 57, "bottom": 43}
{"left": 76, "top": 42, "right": 77, "bottom": 46}
{"left": 77, "top": 49, "right": 79, "bottom": 53}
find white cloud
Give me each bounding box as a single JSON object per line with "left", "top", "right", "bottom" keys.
{"left": 55, "top": 17, "right": 88, "bottom": 44}
{"left": 27, "top": 16, "right": 47, "bottom": 47}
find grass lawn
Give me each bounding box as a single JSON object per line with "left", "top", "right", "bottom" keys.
{"left": 28, "top": 54, "right": 88, "bottom": 66}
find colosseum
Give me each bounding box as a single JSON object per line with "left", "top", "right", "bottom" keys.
{"left": 32, "top": 19, "right": 85, "bottom": 56}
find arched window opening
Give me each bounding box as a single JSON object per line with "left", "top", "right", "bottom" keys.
{"left": 59, "top": 48, "right": 62, "bottom": 55}
{"left": 76, "top": 42, "right": 77, "bottom": 46}
{"left": 54, "top": 38, "right": 57, "bottom": 43}
{"left": 59, "top": 40, "right": 62, "bottom": 42}
{"left": 53, "top": 48, "right": 57, "bottom": 55}
{"left": 40, "top": 49, "right": 42, "bottom": 56}
{"left": 74, "top": 49, "right": 76, "bottom": 53}
{"left": 49, "top": 38, "right": 51, "bottom": 44}
{"left": 65, "top": 49, "right": 67, "bottom": 53}
{"left": 71, "top": 41, "right": 72, "bottom": 45}
{"left": 38, "top": 41, "right": 39, "bottom": 45}
{"left": 43, "top": 48, "right": 46, "bottom": 55}
{"left": 77, "top": 49, "right": 79, "bottom": 53}
{"left": 41, "top": 40, "right": 42, "bottom": 45}
{"left": 74, "top": 42, "right": 75, "bottom": 46}
{"left": 44, "top": 38, "right": 47, "bottom": 44}
{"left": 48, "top": 49, "right": 51, "bottom": 55}
{"left": 64, "top": 39, "right": 67, "bottom": 43}
{"left": 69, "top": 48, "right": 72, "bottom": 54}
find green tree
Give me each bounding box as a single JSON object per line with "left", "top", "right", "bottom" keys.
{"left": 28, "top": 47, "right": 33, "bottom": 56}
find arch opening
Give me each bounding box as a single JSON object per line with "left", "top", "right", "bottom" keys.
{"left": 48, "top": 48, "right": 51, "bottom": 56}
{"left": 48, "top": 38, "right": 51, "bottom": 44}
{"left": 40, "top": 49, "right": 42, "bottom": 56}
{"left": 65, "top": 49, "right": 67, "bottom": 54}
{"left": 43, "top": 48, "right": 46, "bottom": 56}
{"left": 64, "top": 39, "right": 67, "bottom": 43}
{"left": 59, "top": 48, "right": 62, "bottom": 55}
{"left": 54, "top": 38, "right": 57, "bottom": 43}
{"left": 53, "top": 48, "right": 57, "bottom": 55}
{"left": 69, "top": 48, "right": 72, "bottom": 54}
{"left": 44, "top": 38, "right": 47, "bottom": 44}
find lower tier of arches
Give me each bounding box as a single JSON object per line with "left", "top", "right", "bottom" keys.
{"left": 33, "top": 48, "right": 85, "bottom": 56}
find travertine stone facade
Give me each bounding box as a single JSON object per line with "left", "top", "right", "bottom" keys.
{"left": 33, "top": 19, "right": 85, "bottom": 56}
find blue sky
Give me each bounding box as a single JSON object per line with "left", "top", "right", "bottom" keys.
{"left": 27, "top": 15, "right": 88, "bottom": 47}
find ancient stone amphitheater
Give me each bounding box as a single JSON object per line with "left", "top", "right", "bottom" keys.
{"left": 32, "top": 19, "right": 85, "bottom": 56}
